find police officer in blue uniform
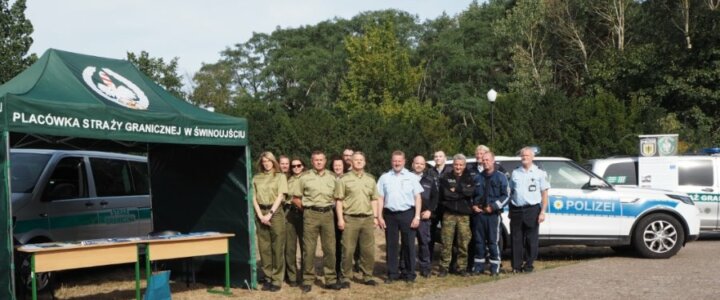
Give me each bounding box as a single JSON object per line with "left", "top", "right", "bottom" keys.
{"left": 509, "top": 147, "right": 550, "bottom": 273}
{"left": 471, "top": 151, "right": 509, "bottom": 276}
{"left": 411, "top": 155, "right": 439, "bottom": 277}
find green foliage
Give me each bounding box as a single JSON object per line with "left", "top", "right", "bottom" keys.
{"left": 191, "top": 61, "right": 236, "bottom": 112}
{"left": 340, "top": 21, "right": 422, "bottom": 107}
{"left": 0, "top": 0, "right": 35, "bottom": 84}
{"left": 127, "top": 51, "right": 186, "bottom": 99}
{"left": 185, "top": 2, "right": 720, "bottom": 166}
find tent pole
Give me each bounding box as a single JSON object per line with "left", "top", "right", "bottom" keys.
{"left": 246, "top": 146, "right": 256, "bottom": 290}
{"left": 3, "top": 116, "right": 16, "bottom": 298}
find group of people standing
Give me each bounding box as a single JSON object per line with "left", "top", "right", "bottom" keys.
{"left": 251, "top": 146, "right": 550, "bottom": 293}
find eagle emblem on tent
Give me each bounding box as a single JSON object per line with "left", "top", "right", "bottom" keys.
{"left": 82, "top": 66, "right": 149, "bottom": 110}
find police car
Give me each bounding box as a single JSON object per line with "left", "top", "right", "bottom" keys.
{"left": 432, "top": 156, "right": 700, "bottom": 259}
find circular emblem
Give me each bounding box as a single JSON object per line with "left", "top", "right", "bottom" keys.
{"left": 82, "top": 66, "right": 149, "bottom": 110}
{"left": 658, "top": 136, "right": 677, "bottom": 156}
{"left": 553, "top": 200, "right": 564, "bottom": 210}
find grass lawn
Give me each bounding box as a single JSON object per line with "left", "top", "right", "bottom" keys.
{"left": 32, "top": 230, "right": 616, "bottom": 299}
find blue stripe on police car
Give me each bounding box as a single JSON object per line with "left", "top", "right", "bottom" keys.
{"left": 549, "top": 196, "right": 679, "bottom": 217}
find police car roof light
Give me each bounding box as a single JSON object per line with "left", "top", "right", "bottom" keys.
{"left": 702, "top": 147, "right": 720, "bottom": 155}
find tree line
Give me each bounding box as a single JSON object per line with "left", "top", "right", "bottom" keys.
{"left": 3, "top": 0, "right": 719, "bottom": 175}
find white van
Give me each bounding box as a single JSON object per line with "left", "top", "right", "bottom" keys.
{"left": 430, "top": 156, "right": 700, "bottom": 258}
{"left": 587, "top": 155, "right": 719, "bottom": 232}
{"left": 10, "top": 149, "right": 152, "bottom": 289}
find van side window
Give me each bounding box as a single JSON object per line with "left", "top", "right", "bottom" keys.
{"left": 91, "top": 158, "right": 148, "bottom": 196}
{"left": 603, "top": 162, "right": 638, "bottom": 185}
{"left": 43, "top": 157, "right": 88, "bottom": 201}
{"left": 129, "top": 161, "right": 150, "bottom": 194}
{"left": 678, "top": 160, "right": 713, "bottom": 187}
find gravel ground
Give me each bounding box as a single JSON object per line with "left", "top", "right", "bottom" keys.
{"left": 414, "top": 234, "right": 720, "bottom": 300}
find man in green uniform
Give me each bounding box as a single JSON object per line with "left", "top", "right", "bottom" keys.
{"left": 291, "top": 151, "right": 340, "bottom": 293}
{"left": 335, "top": 152, "right": 379, "bottom": 288}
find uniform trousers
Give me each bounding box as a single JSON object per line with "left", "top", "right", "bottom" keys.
{"left": 471, "top": 212, "right": 502, "bottom": 274}
{"left": 302, "top": 209, "right": 337, "bottom": 285}
{"left": 284, "top": 205, "right": 303, "bottom": 284}
{"left": 340, "top": 215, "right": 375, "bottom": 282}
{"left": 440, "top": 212, "right": 471, "bottom": 271}
{"left": 383, "top": 208, "right": 417, "bottom": 280}
{"left": 509, "top": 204, "right": 540, "bottom": 271}
{"left": 256, "top": 208, "right": 286, "bottom": 286}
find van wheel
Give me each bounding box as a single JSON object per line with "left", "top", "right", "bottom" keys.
{"left": 16, "top": 252, "right": 53, "bottom": 292}
{"left": 632, "top": 213, "right": 684, "bottom": 259}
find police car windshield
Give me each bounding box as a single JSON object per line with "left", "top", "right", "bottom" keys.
{"left": 10, "top": 153, "right": 51, "bottom": 193}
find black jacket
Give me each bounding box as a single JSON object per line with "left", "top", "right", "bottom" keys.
{"left": 428, "top": 164, "right": 452, "bottom": 182}
{"left": 439, "top": 171, "right": 475, "bottom": 215}
{"left": 418, "top": 171, "right": 439, "bottom": 215}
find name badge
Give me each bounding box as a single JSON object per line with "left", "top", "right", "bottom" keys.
{"left": 529, "top": 184, "right": 537, "bottom": 192}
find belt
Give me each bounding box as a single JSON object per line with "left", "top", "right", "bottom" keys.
{"left": 305, "top": 206, "right": 333, "bottom": 212}
{"left": 510, "top": 203, "right": 539, "bottom": 210}
{"left": 345, "top": 213, "right": 373, "bottom": 218}
{"left": 284, "top": 203, "right": 300, "bottom": 211}
{"left": 259, "top": 204, "right": 273, "bottom": 210}
{"left": 383, "top": 207, "right": 414, "bottom": 214}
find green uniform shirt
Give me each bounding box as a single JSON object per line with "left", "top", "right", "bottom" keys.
{"left": 291, "top": 169, "right": 336, "bottom": 208}
{"left": 334, "top": 171, "right": 379, "bottom": 215}
{"left": 253, "top": 172, "right": 288, "bottom": 206}
{"left": 285, "top": 174, "right": 302, "bottom": 204}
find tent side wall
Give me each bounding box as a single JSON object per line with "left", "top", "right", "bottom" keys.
{"left": 0, "top": 96, "right": 15, "bottom": 298}
{"left": 149, "top": 144, "right": 253, "bottom": 286}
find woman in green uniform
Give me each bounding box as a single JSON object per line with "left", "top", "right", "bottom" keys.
{"left": 284, "top": 157, "right": 305, "bottom": 286}
{"left": 252, "top": 151, "right": 288, "bottom": 292}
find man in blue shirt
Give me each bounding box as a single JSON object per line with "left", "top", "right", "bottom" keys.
{"left": 377, "top": 150, "right": 423, "bottom": 283}
{"left": 472, "top": 151, "right": 510, "bottom": 276}
{"left": 509, "top": 147, "right": 550, "bottom": 273}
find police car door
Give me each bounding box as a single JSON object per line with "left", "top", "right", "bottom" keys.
{"left": 539, "top": 160, "right": 622, "bottom": 238}
{"left": 675, "top": 157, "right": 718, "bottom": 231}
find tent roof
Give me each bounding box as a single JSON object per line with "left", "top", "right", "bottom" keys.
{"left": 0, "top": 49, "right": 247, "bottom": 146}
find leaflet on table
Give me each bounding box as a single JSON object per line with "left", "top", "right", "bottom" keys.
{"left": 19, "top": 243, "right": 71, "bottom": 250}
{"left": 144, "top": 231, "right": 221, "bottom": 240}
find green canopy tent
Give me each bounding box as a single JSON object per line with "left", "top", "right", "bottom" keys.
{"left": 0, "top": 49, "right": 256, "bottom": 298}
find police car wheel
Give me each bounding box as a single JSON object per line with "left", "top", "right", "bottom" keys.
{"left": 632, "top": 213, "right": 685, "bottom": 259}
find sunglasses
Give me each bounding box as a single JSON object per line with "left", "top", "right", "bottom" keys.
{"left": 292, "top": 165, "right": 303, "bottom": 168}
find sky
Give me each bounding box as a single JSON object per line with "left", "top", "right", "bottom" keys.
{"left": 26, "top": 0, "right": 473, "bottom": 84}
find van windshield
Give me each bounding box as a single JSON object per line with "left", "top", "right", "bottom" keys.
{"left": 10, "top": 153, "right": 51, "bottom": 193}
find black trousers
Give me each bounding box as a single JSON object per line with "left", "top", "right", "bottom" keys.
{"left": 509, "top": 204, "right": 540, "bottom": 271}
{"left": 384, "top": 208, "right": 417, "bottom": 280}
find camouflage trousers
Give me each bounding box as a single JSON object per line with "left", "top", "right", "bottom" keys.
{"left": 440, "top": 212, "right": 471, "bottom": 270}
